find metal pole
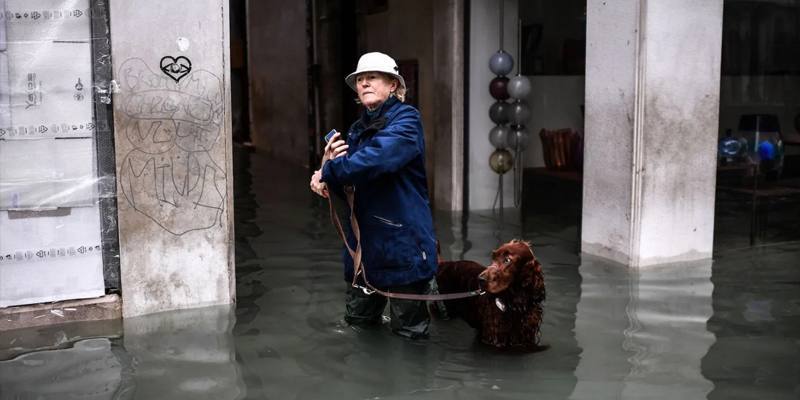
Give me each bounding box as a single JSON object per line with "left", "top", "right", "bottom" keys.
{"left": 499, "top": 0, "right": 504, "bottom": 50}
{"left": 750, "top": 116, "right": 760, "bottom": 245}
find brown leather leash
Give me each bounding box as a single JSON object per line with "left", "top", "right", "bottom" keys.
{"left": 327, "top": 186, "right": 484, "bottom": 301}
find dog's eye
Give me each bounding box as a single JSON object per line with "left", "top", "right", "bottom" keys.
{"left": 504, "top": 256, "right": 512, "bottom": 265}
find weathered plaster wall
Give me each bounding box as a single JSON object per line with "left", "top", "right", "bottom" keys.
{"left": 247, "top": 0, "right": 308, "bottom": 166}
{"left": 110, "top": 0, "right": 235, "bottom": 316}
{"left": 636, "top": 0, "right": 723, "bottom": 265}
{"left": 581, "top": 0, "right": 639, "bottom": 264}
{"left": 582, "top": 0, "right": 723, "bottom": 266}
{"left": 468, "top": 0, "right": 518, "bottom": 210}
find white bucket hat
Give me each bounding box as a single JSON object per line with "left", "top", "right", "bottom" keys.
{"left": 345, "top": 52, "right": 406, "bottom": 92}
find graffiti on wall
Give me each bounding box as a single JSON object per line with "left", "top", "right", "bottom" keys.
{"left": 159, "top": 56, "right": 192, "bottom": 83}
{"left": 117, "top": 58, "right": 226, "bottom": 236}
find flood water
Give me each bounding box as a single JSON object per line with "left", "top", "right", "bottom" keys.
{"left": 1, "top": 148, "right": 799, "bottom": 399}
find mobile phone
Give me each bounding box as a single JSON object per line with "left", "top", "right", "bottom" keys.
{"left": 324, "top": 129, "right": 338, "bottom": 143}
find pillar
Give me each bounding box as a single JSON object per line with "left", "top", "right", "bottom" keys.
{"left": 432, "top": 0, "right": 465, "bottom": 211}
{"left": 110, "top": 0, "right": 235, "bottom": 316}
{"left": 247, "top": 0, "right": 308, "bottom": 166}
{"left": 581, "top": 0, "right": 724, "bottom": 267}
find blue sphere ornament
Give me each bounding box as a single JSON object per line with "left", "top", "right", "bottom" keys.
{"left": 489, "top": 101, "right": 510, "bottom": 125}
{"left": 509, "top": 100, "right": 531, "bottom": 125}
{"left": 507, "top": 75, "right": 531, "bottom": 99}
{"left": 489, "top": 125, "right": 510, "bottom": 148}
{"left": 489, "top": 50, "right": 514, "bottom": 76}
{"left": 758, "top": 140, "right": 776, "bottom": 161}
{"left": 507, "top": 126, "right": 530, "bottom": 150}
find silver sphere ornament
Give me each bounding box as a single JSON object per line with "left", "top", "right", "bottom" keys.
{"left": 507, "top": 75, "right": 531, "bottom": 99}
{"left": 507, "top": 126, "right": 531, "bottom": 150}
{"left": 489, "top": 101, "right": 510, "bottom": 125}
{"left": 489, "top": 50, "right": 514, "bottom": 76}
{"left": 489, "top": 125, "right": 510, "bottom": 148}
{"left": 489, "top": 148, "right": 514, "bottom": 174}
{"left": 509, "top": 100, "right": 531, "bottom": 125}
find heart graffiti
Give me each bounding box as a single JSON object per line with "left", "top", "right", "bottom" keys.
{"left": 159, "top": 56, "right": 193, "bottom": 83}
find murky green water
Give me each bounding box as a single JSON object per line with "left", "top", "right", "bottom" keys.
{"left": 1, "top": 149, "right": 798, "bottom": 399}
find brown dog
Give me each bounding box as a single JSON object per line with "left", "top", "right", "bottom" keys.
{"left": 435, "top": 240, "right": 546, "bottom": 350}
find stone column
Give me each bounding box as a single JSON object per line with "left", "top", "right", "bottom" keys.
{"left": 432, "top": 0, "right": 464, "bottom": 211}
{"left": 110, "top": 0, "right": 235, "bottom": 316}
{"left": 582, "top": 0, "right": 724, "bottom": 267}
{"left": 247, "top": 0, "right": 308, "bottom": 166}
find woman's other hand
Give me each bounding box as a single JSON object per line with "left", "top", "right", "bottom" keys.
{"left": 321, "top": 132, "right": 348, "bottom": 166}
{"left": 310, "top": 169, "right": 329, "bottom": 198}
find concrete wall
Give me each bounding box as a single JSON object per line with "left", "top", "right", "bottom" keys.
{"left": 110, "top": 0, "right": 235, "bottom": 316}
{"left": 636, "top": 0, "right": 723, "bottom": 265}
{"left": 247, "top": 0, "right": 308, "bottom": 166}
{"left": 581, "top": 0, "right": 638, "bottom": 264}
{"left": 582, "top": 0, "right": 724, "bottom": 267}
{"left": 468, "top": 0, "right": 518, "bottom": 210}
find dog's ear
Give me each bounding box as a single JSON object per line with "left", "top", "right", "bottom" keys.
{"left": 519, "top": 258, "right": 543, "bottom": 288}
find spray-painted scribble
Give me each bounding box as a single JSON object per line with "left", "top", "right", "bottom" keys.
{"left": 117, "top": 58, "right": 226, "bottom": 236}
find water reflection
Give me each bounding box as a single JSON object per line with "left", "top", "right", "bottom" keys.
{"left": 120, "top": 306, "right": 243, "bottom": 399}
{"left": 1, "top": 150, "right": 798, "bottom": 399}
{"left": 570, "top": 258, "right": 715, "bottom": 399}
{"left": 0, "top": 338, "right": 123, "bottom": 399}
{"left": 703, "top": 244, "right": 800, "bottom": 400}
{"left": 0, "top": 306, "right": 242, "bottom": 399}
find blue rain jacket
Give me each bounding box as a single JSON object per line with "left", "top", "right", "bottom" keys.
{"left": 321, "top": 97, "right": 437, "bottom": 288}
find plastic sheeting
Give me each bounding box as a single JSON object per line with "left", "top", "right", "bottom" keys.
{"left": 0, "top": 0, "right": 113, "bottom": 307}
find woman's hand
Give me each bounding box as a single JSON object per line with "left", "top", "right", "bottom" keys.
{"left": 310, "top": 169, "right": 328, "bottom": 198}
{"left": 321, "top": 131, "right": 348, "bottom": 167}
{"left": 313, "top": 131, "right": 347, "bottom": 198}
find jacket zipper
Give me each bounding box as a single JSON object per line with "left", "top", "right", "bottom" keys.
{"left": 372, "top": 215, "right": 403, "bottom": 227}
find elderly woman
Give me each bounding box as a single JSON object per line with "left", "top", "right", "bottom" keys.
{"left": 309, "top": 52, "right": 437, "bottom": 339}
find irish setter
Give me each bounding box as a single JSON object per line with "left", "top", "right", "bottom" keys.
{"left": 435, "top": 240, "right": 546, "bottom": 350}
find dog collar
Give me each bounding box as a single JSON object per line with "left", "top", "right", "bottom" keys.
{"left": 495, "top": 298, "right": 507, "bottom": 312}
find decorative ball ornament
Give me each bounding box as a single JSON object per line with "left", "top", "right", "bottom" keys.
{"left": 489, "top": 77, "right": 510, "bottom": 100}
{"left": 489, "top": 101, "right": 510, "bottom": 125}
{"left": 507, "top": 75, "right": 531, "bottom": 99}
{"left": 489, "top": 125, "right": 511, "bottom": 148}
{"left": 509, "top": 101, "right": 531, "bottom": 125}
{"left": 758, "top": 140, "right": 777, "bottom": 161}
{"left": 489, "top": 149, "right": 514, "bottom": 174}
{"left": 489, "top": 50, "right": 514, "bottom": 76}
{"left": 507, "top": 126, "right": 530, "bottom": 150}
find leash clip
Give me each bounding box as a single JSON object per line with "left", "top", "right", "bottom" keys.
{"left": 353, "top": 283, "right": 375, "bottom": 295}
